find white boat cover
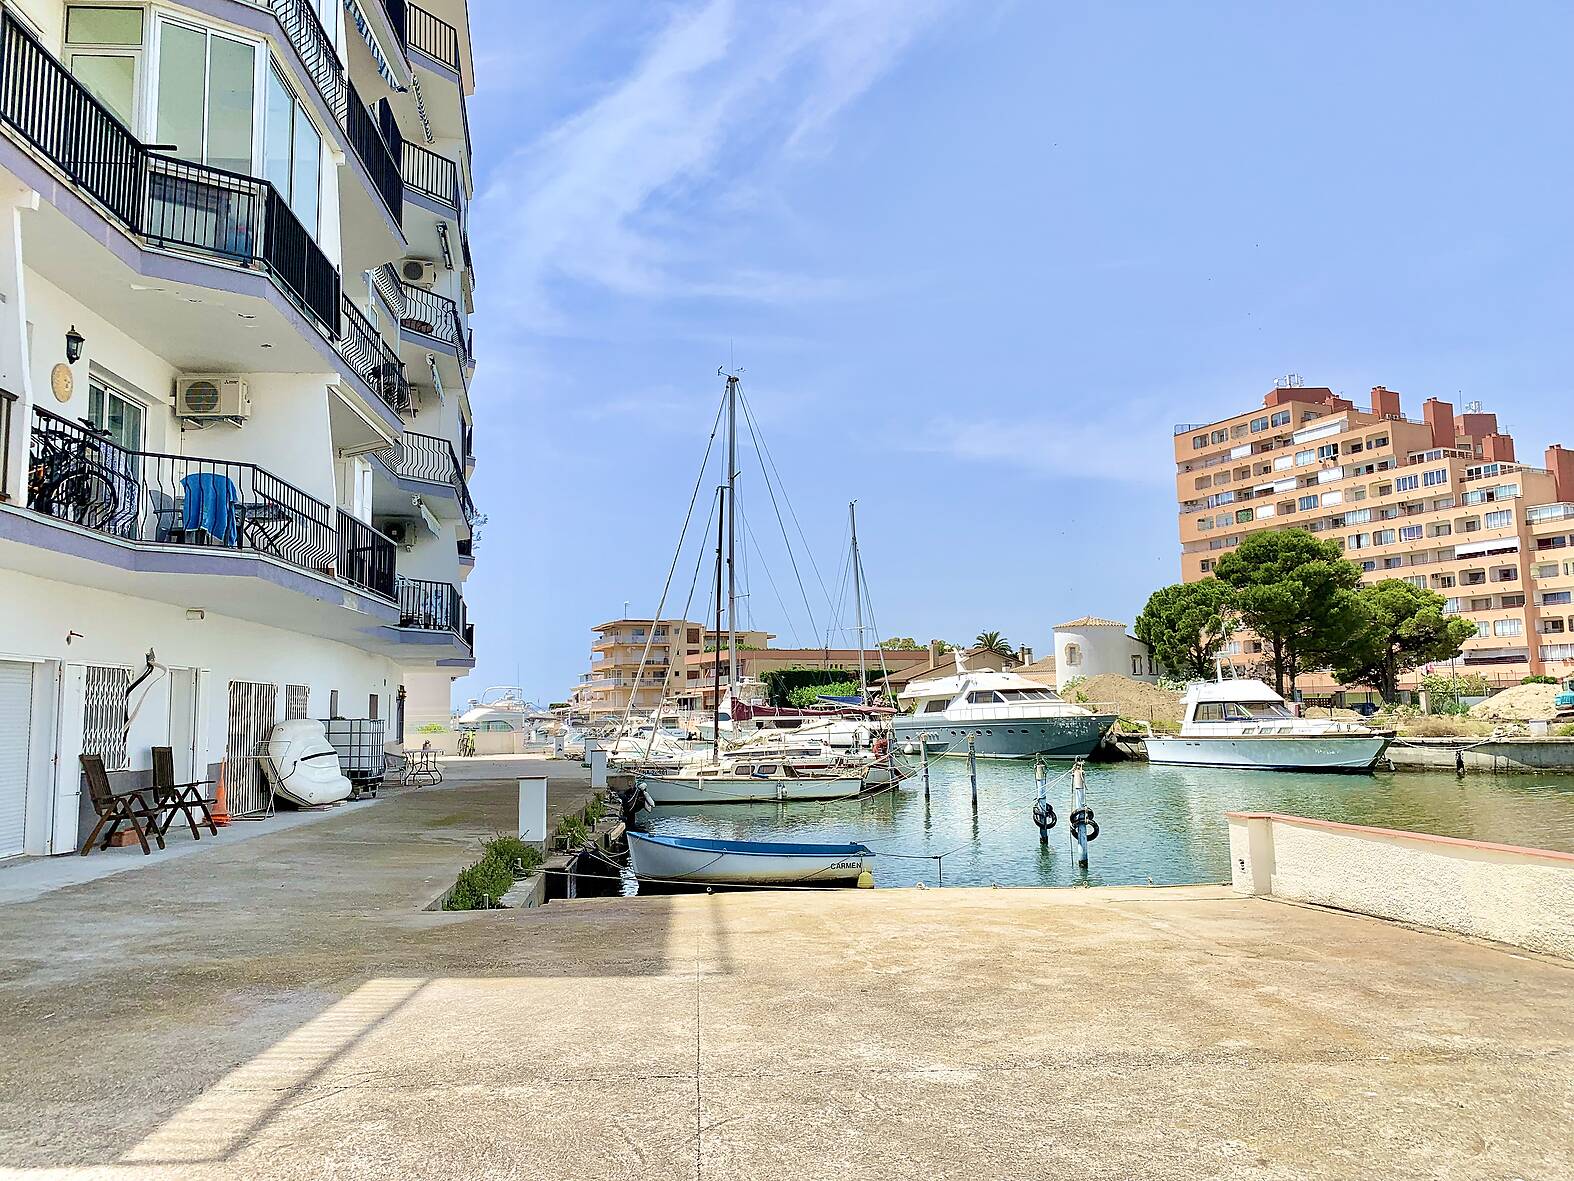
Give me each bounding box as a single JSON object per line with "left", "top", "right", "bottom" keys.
{"left": 264, "top": 719, "right": 353, "bottom": 807}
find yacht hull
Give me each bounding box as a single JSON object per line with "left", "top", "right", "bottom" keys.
{"left": 637, "top": 774, "right": 866, "bottom": 804}
{"left": 627, "top": 831, "right": 869, "bottom": 885}
{"left": 891, "top": 713, "right": 1115, "bottom": 759}
{"left": 1144, "top": 734, "right": 1390, "bottom": 771}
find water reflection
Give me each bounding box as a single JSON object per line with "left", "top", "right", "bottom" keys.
{"left": 639, "top": 761, "right": 1574, "bottom": 888}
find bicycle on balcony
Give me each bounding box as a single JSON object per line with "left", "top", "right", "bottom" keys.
{"left": 28, "top": 418, "right": 123, "bottom": 533}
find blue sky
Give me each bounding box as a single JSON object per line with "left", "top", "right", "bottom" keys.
{"left": 457, "top": 0, "right": 1574, "bottom": 707}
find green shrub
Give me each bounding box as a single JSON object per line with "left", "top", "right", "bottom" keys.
{"left": 555, "top": 814, "right": 590, "bottom": 849}
{"left": 581, "top": 793, "right": 605, "bottom": 826}
{"left": 787, "top": 679, "right": 859, "bottom": 708}
{"left": 415, "top": 722, "right": 448, "bottom": 733}
{"left": 485, "top": 835, "right": 542, "bottom": 877}
{"left": 1552, "top": 723, "right": 1574, "bottom": 738}
{"left": 1521, "top": 675, "right": 1558, "bottom": 685}
{"left": 445, "top": 856, "right": 514, "bottom": 910}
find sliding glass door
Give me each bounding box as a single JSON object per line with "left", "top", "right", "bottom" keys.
{"left": 153, "top": 18, "right": 257, "bottom": 175}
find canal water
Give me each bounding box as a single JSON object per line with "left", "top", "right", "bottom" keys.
{"left": 639, "top": 760, "right": 1574, "bottom": 888}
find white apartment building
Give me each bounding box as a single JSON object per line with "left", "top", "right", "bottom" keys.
{"left": 0, "top": 0, "right": 480, "bottom": 856}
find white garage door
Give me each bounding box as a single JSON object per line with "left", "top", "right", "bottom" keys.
{"left": 0, "top": 661, "right": 34, "bottom": 859}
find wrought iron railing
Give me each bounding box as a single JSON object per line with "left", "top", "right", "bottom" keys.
{"left": 401, "top": 140, "right": 459, "bottom": 207}
{"left": 396, "top": 576, "right": 468, "bottom": 643}
{"left": 398, "top": 281, "right": 468, "bottom": 363}
{"left": 407, "top": 4, "right": 461, "bottom": 71}
{"left": 382, "top": 0, "right": 410, "bottom": 57}
{"left": 338, "top": 295, "right": 411, "bottom": 416}
{"left": 0, "top": 13, "right": 341, "bottom": 334}
{"left": 372, "top": 430, "right": 477, "bottom": 524}
{"left": 336, "top": 508, "right": 396, "bottom": 599}
{"left": 0, "top": 389, "right": 14, "bottom": 501}
{"left": 346, "top": 80, "right": 402, "bottom": 222}
{"left": 271, "top": 0, "right": 347, "bottom": 122}
{"left": 27, "top": 408, "right": 338, "bottom": 576}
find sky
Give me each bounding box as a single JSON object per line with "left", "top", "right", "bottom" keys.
{"left": 456, "top": 0, "right": 1574, "bottom": 708}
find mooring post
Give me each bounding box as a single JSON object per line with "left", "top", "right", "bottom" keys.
{"left": 920, "top": 734, "right": 930, "bottom": 798}
{"left": 1034, "top": 757, "right": 1050, "bottom": 844}
{"left": 1071, "top": 761, "right": 1089, "bottom": 868}
{"left": 967, "top": 735, "right": 978, "bottom": 810}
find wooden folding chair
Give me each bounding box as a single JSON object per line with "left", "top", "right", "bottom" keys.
{"left": 151, "top": 746, "right": 219, "bottom": 840}
{"left": 78, "top": 754, "right": 165, "bottom": 855}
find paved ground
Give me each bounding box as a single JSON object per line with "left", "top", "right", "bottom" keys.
{"left": 0, "top": 769, "right": 1570, "bottom": 1180}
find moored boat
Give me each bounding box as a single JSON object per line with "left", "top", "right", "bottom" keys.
{"left": 627, "top": 831, "right": 871, "bottom": 885}
{"left": 1145, "top": 679, "right": 1390, "bottom": 771}
{"left": 892, "top": 660, "right": 1116, "bottom": 759}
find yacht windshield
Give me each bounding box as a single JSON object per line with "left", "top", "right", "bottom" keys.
{"left": 1243, "top": 702, "right": 1293, "bottom": 719}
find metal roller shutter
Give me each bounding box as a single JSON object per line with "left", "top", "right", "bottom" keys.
{"left": 0, "top": 662, "right": 34, "bottom": 858}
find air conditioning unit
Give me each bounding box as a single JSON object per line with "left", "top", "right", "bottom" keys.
{"left": 383, "top": 520, "right": 410, "bottom": 545}
{"left": 399, "top": 257, "right": 439, "bottom": 288}
{"left": 176, "top": 375, "right": 250, "bottom": 420}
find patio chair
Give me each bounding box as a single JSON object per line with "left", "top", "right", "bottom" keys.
{"left": 151, "top": 747, "right": 219, "bottom": 840}
{"left": 78, "top": 754, "right": 165, "bottom": 856}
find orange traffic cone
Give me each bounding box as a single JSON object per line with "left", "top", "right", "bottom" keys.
{"left": 211, "top": 760, "right": 232, "bottom": 827}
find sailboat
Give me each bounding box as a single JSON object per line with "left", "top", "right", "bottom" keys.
{"left": 634, "top": 376, "right": 888, "bottom": 805}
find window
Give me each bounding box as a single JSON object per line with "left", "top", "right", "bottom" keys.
{"left": 1298, "top": 495, "right": 1319, "bottom": 512}
{"left": 1476, "top": 621, "right": 1491, "bottom": 637}
{"left": 1403, "top": 576, "right": 1426, "bottom": 588}
{"left": 1192, "top": 435, "right": 1207, "bottom": 450}
{"left": 1270, "top": 410, "right": 1291, "bottom": 427}
{"left": 1193, "top": 702, "right": 1225, "bottom": 722}
{"left": 66, "top": 5, "right": 145, "bottom": 126}
{"left": 1360, "top": 560, "right": 1376, "bottom": 572}
{"left": 1199, "top": 559, "right": 1214, "bottom": 572}
{"left": 1295, "top": 450, "right": 1313, "bottom": 466}
{"left": 1431, "top": 522, "right": 1452, "bottom": 538}
{"left": 1250, "top": 416, "right": 1268, "bottom": 433}
{"left": 1493, "top": 619, "right": 1523, "bottom": 638}
{"left": 1501, "top": 594, "right": 1524, "bottom": 608}
{"left": 1485, "top": 510, "right": 1512, "bottom": 530}
{"left": 1374, "top": 529, "right": 1396, "bottom": 545}
{"left": 155, "top": 19, "right": 257, "bottom": 176}
{"left": 1210, "top": 429, "right": 1227, "bottom": 444}
{"left": 264, "top": 63, "right": 322, "bottom": 234}
{"left": 1543, "top": 591, "right": 1573, "bottom": 607}
{"left": 1317, "top": 443, "right": 1339, "bottom": 460}
{"left": 1443, "top": 598, "right": 1460, "bottom": 613}
{"left": 1434, "top": 575, "right": 1455, "bottom": 589}
{"left": 1064, "top": 643, "right": 1082, "bottom": 667}
{"left": 1400, "top": 525, "right": 1423, "bottom": 542}
{"left": 1235, "top": 508, "right": 1253, "bottom": 524}
{"left": 1395, "top": 474, "right": 1418, "bottom": 492}
{"left": 87, "top": 377, "right": 144, "bottom": 449}
{"left": 1423, "top": 468, "right": 1447, "bottom": 487}
{"left": 1535, "top": 564, "right": 1558, "bottom": 579}
{"left": 1346, "top": 508, "right": 1371, "bottom": 525}
{"left": 1131, "top": 655, "right": 1144, "bottom": 675}
{"left": 922, "top": 699, "right": 948, "bottom": 714}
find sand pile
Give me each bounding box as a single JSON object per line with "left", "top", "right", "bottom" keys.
{"left": 1071, "top": 674, "right": 1184, "bottom": 725}
{"left": 1469, "top": 683, "right": 1563, "bottom": 722}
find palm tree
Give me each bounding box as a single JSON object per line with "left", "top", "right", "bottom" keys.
{"left": 974, "top": 630, "right": 1013, "bottom": 658}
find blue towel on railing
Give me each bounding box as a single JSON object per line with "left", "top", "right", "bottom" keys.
{"left": 180, "top": 472, "right": 238, "bottom": 546}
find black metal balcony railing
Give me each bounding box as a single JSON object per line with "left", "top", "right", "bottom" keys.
{"left": 271, "top": 0, "right": 347, "bottom": 122}
{"left": 372, "top": 430, "right": 477, "bottom": 525}
{"left": 0, "top": 14, "right": 341, "bottom": 334}
{"left": 346, "top": 80, "right": 402, "bottom": 222}
{"left": 407, "top": 4, "right": 461, "bottom": 71}
{"left": 0, "top": 389, "right": 14, "bottom": 501}
{"left": 25, "top": 409, "right": 396, "bottom": 600}
{"left": 399, "top": 281, "right": 468, "bottom": 363}
{"left": 401, "top": 141, "right": 459, "bottom": 208}
{"left": 396, "top": 576, "right": 468, "bottom": 644}
{"left": 337, "top": 508, "right": 396, "bottom": 599}
{"left": 338, "top": 296, "right": 412, "bottom": 416}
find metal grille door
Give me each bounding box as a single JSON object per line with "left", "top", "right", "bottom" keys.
{"left": 0, "top": 661, "right": 33, "bottom": 859}
{"left": 224, "top": 681, "right": 277, "bottom": 816}
{"left": 83, "top": 665, "right": 130, "bottom": 770}
{"left": 285, "top": 684, "right": 309, "bottom": 720}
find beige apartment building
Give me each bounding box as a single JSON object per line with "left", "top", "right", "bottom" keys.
{"left": 1175, "top": 383, "right": 1574, "bottom": 690}
{"left": 573, "top": 619, "right": 704, "bottom": 718}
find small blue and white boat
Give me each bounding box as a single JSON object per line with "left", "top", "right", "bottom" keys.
{"left": 626, "top": 831, "right": 871, "bottom": 886}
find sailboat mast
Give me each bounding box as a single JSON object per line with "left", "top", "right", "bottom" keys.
{"left": 713, "top": 485, "right": 724, "bottom": 762}
{"left": 725, "top": 374, "right": 738, "bottom": 700}
{"left": 851, "top": 501, "right": 867, "bottom": 705}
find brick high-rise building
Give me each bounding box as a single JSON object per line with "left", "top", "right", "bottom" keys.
{"left": 1174, "top": 384, "right": 1574, "bottom": 690}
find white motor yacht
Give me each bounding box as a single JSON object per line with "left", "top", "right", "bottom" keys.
{"left": 892, "top": 665, "right": 1116, "bottom": 759}
{"left": 1145, "top": 679, "right": 1390, "bottom": 771}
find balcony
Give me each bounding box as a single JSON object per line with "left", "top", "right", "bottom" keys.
{"left": 402, "top": 141, "right": 461, "bottom": 210}
{"left": 337, "top": 297, "right": 412, "bottom": 418}
{"left": 0, "top": 13, "right": 340, "bottom": 334}
{"left": 20, "top": 408, "right": 393, "bottom": 601}
{"left": 371, "top": 430, "right": 477, "bottom": 524}
{"left": 395, "top": 576, "right": 471, "bottom": 648}
{"left": 271, "top": 0, "right": 347, "bottom": 123}
{"left": 407, "top": 4, "right": 462, "bottom": 72}
{"left": 398, "top": 281, "right": 470, "bottom": 365}
{"left": 0, "top": 390, "right": 14, "bottom": 503}
{"left": 346, "top": 81, "right": 403, "bottom": 225}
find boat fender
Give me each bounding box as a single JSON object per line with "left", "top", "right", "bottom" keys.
{"left": 1032, "top": 799, "right": 1057, "bottom": 831}
{"left": 1069, "top": 807, "right": 1099, "bottom": 842}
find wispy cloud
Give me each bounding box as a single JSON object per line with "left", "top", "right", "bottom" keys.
{"left": 915, "top": 409, "right": 1177, "bottom": 485}
{"left": 476, "top": 0, "right": 951, "bottom": 327}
